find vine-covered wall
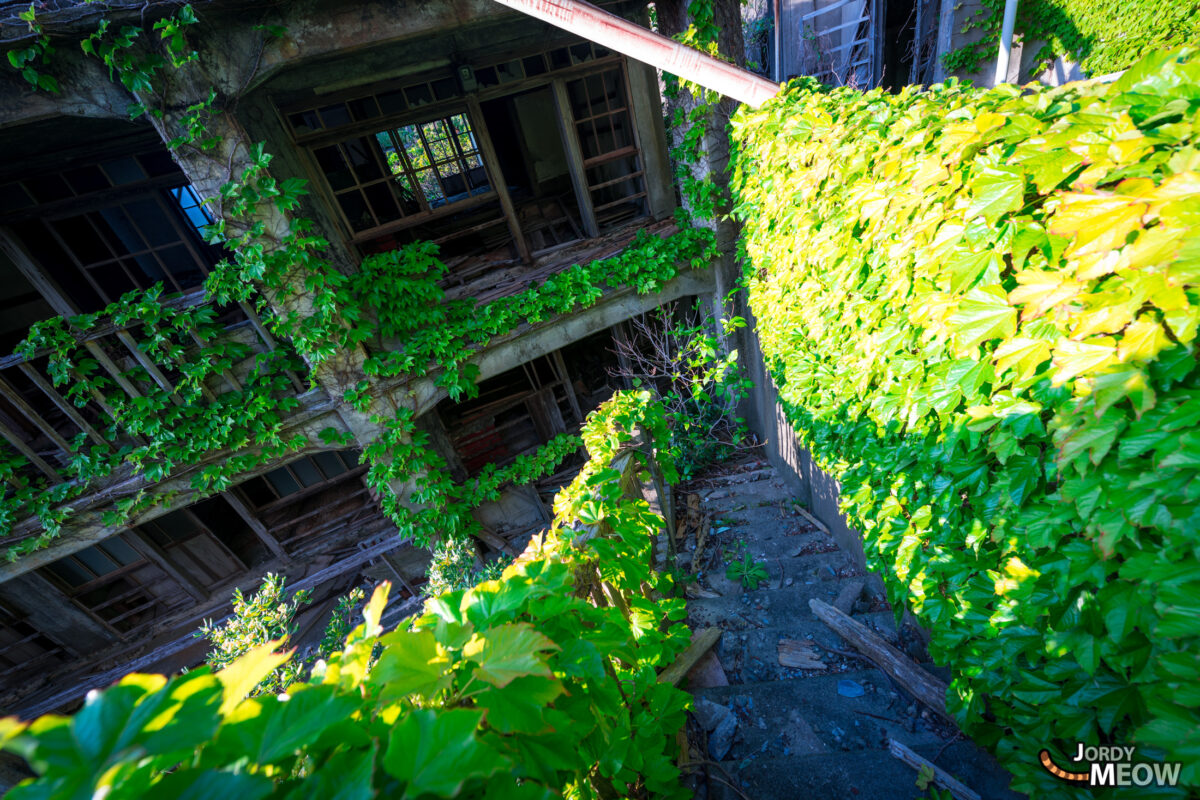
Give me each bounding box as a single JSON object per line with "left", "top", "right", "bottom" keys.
{"left": 943, "top": 0, "right": 1200, "bottom": 78}
{"left": 732, "top": 49, "right": 1200, "bottom": 797}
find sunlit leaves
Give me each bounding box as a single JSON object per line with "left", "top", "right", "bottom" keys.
{"left": 732, "top": 48, "right": 1200, "bottom": 798}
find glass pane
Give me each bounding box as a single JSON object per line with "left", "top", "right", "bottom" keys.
{"left": 338, "top": 191, "right": 375, "bottom": 232}
{"left": 432, "top": 77, "right": 457, "bottom": 100}
{"left": 53, "top": 215, "right": 111, "bottom": 264}
{"left": 318, "top": 103, "right": 352, "bottom": 128}
{"left": 364, "top": 182, "right": 401, "bottom": 223}
{"left": 405, "top": 84, "right": 433, "bottom": 107}
{"left": 24, "top": 174, "right": 72, "bottom": 203}
{"left": 101, "top": 537, "right": 140, "bottom": 567}
{"left": 265, "top": 466, "right": 301, "bottom": 497}
{"left": 348, "top": 97, "right": 380, "bottom": 121}
{"left": 378, "top": 89, "right": 407, "bottom": 114}
{"left": 160, "top": 244, "right": 203, "bottom": 289}
{"left": 76, "top": 546, "right": 118, "bottom": 577}
{"left": 63, "top": 165, "right": 110, "bottom": 194}
{"left": 101, "top": 156, "right": 146, "bottom": 185}
{"left": 522, "top": 55, "right": 547, "bottom": 76}
{"left": 289, "top": 109, "right": 322, "bottom": 134}
{"left": 314, "top": 146, "right": 354, "bottom": 191}
{"left": 44, "top": 559, "right": 91, "bottom": 587}
{"left": 291, "top": 457, "right": 322, "bottom": 488}
{"left": 313, "top": 451, "right": 348, "bottom": 479}
{"left": 124, "top": 197, "right": 176, "bottom": 248}
{"left": 344, "top": 136, "right": 383, "bottom": 183}
{"left": 138, "top": 150, "right": 179, "bottom": 177}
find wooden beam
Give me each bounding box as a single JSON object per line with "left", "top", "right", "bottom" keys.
{"left": 0, "top": 374, "right": 73, "bottom": 455}
{"left": 465, "top": 94, "right": 532, "bottom": 265}
{"left": 126, "top": 530, "right": 209, "bottom": 602}
{"left": 0, "top": 226, "right": 78, "bottom": 318}
{"left": 658, "top": 626, "right": 722, "bottom": 686}
{"left": 17, "top": 363, "right": 106, "bottom": 446}
{"left": 552, "top": 78, "right": 600, "bottom": 238}
{"left": 0, "top": 418, "right": 58, "bottom": 480}
{"left": 0, "top": 572, "right": 114, "bottom": 655}
{"left": 809, "top": 598, "right": 951, "bottom": 723}
{"left": 551, "top": 349, "right": 584, "bottom": 422}
{"left": 221, "top": 490, "right": 289, "bottom": 561}
{"left": 114, "top": 330, "right": 184, "bottom": 406}
{"left": 890, "top": 739, "right": 982, "bottom": 800}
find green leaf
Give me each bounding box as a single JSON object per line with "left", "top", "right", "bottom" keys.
{"left": 473, "top": 675, "right": 564, "bottom": 734}
{"left": 950, "top": 287, "right": 1017, "bottom": 352}
{"left": 369, "top": 630, "right": 452, "bottom": 701}
{"left": 463, "top": 623, "right": 558, "bottom": 688}
{"left": 968, "top": 166, "right": 1024, "bottom": 224}
{"left": 382, "top": 709, "right": 508, "bottom": 798}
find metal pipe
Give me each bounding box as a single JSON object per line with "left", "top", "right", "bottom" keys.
{"left": 773, "top": 0, "right": 782, "bottom": 82}
{"left": 993, "top": 0, "right": 1019, "bottom": 85}
{"left": 488, "top": 0, "right": 780, "bottom": 107}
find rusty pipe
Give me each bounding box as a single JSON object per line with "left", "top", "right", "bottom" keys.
{"left": 488, "top": 0, "right": 780, "bottom": 107}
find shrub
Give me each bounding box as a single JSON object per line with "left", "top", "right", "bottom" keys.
{"left": 731, "top": 49, "right": 1200, "bottom": 796}
{"left": 1, "top": 391, "right": 691, "bottom": 798}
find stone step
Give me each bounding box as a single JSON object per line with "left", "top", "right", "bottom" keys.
{"left": 692, "top": 670, "right": 946, "bottom": 763}
{"left": 703, "top": 741, "right": 1023, "bottom": 800}
{"left": 708, "top": 613, "right": 905, "bottom": 686}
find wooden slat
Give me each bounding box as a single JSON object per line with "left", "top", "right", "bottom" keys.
{"left": 238, "top": 302, "right": 305, "bottom": 391}
{"left": 0, "top": 374, "right": 72, "bottom": 454}
{"left": 582, "top": 145, "right": 638, "bottom": 169}
{"left": 466, "top": 94, "right": 532, "bottom": 265}
{"left": 115, "top": 330, "right": 184, "bottom": 406}
{"left": 0, "top": 418, "right": 58, "bottom": 480}
{"left": 126, "top": 530, "right": 209, "bottom": 602}
{"left": 17, "top": 364, "right": 106, "bottom": 446}
{"left": 221, "top": 490, "right": 289, "bottom": 561}
{"left": 552, "top": 79, "right": 600, "bottom": 238}
{"left": 82, "top": 340, "right": 143, "bottom": 399}
{"left": 658, "top": 627, "right": 722, "bottom": 686}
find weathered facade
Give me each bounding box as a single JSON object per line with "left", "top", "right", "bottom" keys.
{"left": 0, "top": 0, "right": 729, "bottom": 723}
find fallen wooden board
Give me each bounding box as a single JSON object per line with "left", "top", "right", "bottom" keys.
{"left": 777, "top": 639, "right": 826, "bottom": 670}
{"left": 890, "top": 738, "right": 982, "bottom": 800}
{"left": 809, "top": 598, "right": 951, "bottom": 722}
{"left": 833, "top": 578, "right": 866, "bottom": 615}
{"left": 659, "top": 627, "right": 723, "bottom": 686}
{"left": 793, "top": 503, "right": 832, "bottom": 536}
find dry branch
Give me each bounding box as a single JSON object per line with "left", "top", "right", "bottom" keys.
{"left": 889, "top": 738, "right": 982, "bottom": 800}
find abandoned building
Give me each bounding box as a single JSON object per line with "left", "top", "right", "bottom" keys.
{"left": 0, "top": 0, "right": 746, "bottom": 722}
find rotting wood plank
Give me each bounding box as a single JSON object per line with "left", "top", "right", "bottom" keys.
{"left": 890, "top": 738, "right": 982, "bottom": 800}
{"left": 552, "top": 78, "right": 600, "bottom": 238}
{"left": 466, "top": 94, "right": 532, "bottom": 265}
{"left": 809, "top": 598, "right": 951, "bottom": 723}
{"left": 0, "top": 373, "right": 73, "bottom": 454}
{"left": 658, "top": 626, "right": 722, "bottom": 686}
{"left": 17, "top": 363, "right": 106, "bottom": 446}
{"left": 0, "top": 418, "right": 58, "bottom": 480}
{"left": 126, "top": 530, "right": 209, "bottom": 602}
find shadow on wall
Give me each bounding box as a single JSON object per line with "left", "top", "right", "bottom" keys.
{"left": 946, "top": 0, "right": 1092, "bottom": 87}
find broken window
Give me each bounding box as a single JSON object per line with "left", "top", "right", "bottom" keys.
{"left": 287, "top": 43, "right": 651, "bottom": 279}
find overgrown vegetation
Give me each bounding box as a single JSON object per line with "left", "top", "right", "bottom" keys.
{"left": 732, "top": 49, "right": 1200, "bottom": 796}
{"left": 197, "top": 575, "right": 368, "bottom": 696}
{"left": 610, "top": 302, "right": 750, "bottom": 479}
{"left": 942, "top": 0, "right": 1200, "bottom": 77}
{"left": 1, "top": 391, "right": 692, "bottom": 799}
